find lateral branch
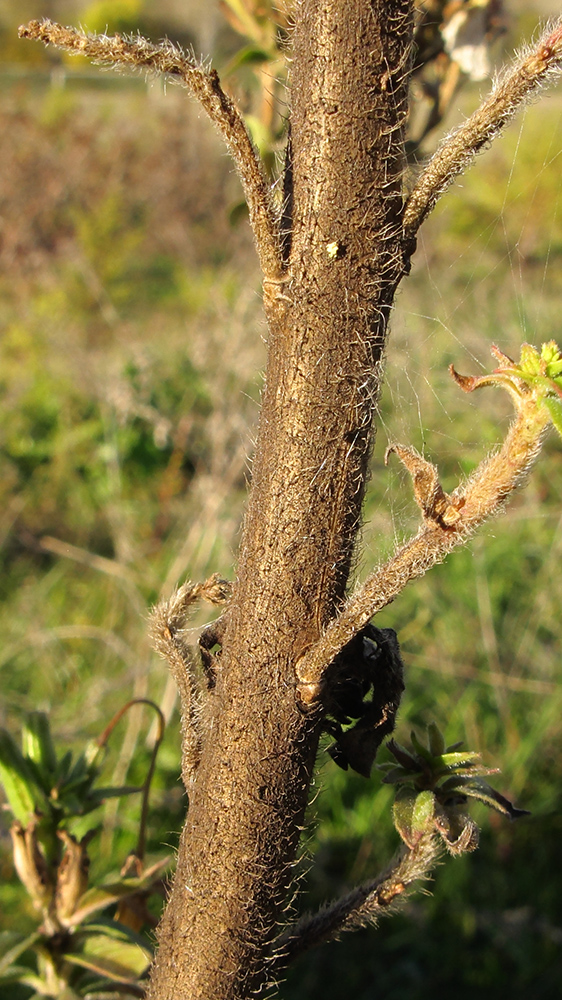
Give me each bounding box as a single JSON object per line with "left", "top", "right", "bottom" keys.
{"left": 272, "top": 835, "right": 440, "bottom": 970}
{"left": 296, "top": 388, "right": 552, "bottom": 704}
{"left": 404, "top": 17, "right": 562, "bottom": 238}
{"left": 18, "top": 19, "right": 284, "bottom": 281}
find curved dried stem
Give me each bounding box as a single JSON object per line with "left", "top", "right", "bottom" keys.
{"left": 149, "top": 575, "right": 232, "bottom": 789}
{"left": 296, "top": 387, "right": 552, "bottom": 705}
{"left": 18, "top": 19, "right": 284, "bottom": 281}
{"left": 272, "top": 834, "right": 440, "bottom": 969}
{"left": 404, "top": 17, "right": 562, "bottom": 238}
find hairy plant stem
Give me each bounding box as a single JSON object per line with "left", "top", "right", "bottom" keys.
{"left": 272, "top": 834, "right": 441, "bottom": 969}
{"left": 145, "top": 3, "right": 413, "bottom": 998}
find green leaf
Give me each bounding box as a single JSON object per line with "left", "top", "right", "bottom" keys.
{"left": 0, "top": 965, "right": 38, "bottom": 985}
{"left": 57, "top": 784, "right": 140, "bottom": 820}
{"left": 0, "top": 728, "right": 48, "bottom": 824}
{"left": 79, "top": 990, "right": 144, "bottom": 999}
{"left": 66, "top": 812, "right": 103, "bottom": 841}
{"left": 543, "top": 397, "right": 562, "bottom": 438}
{"left": 84, "top": 739, "right": 104, "bottom": 769}
{"left": 387, "top": 739, "right": 423, "bottom": 771}
{"left": 65, "top": 933, "right": 151, "bottom": 982}
{"left": 55, "top": 987, "right": 82, "bottom": 1000}
{"left": 228, "top": 200, "right": 250, "bottom": 227}
{"left": 17, "top": 971, "right": 58, "bottom": 992}
{"left": 392, "top": 786, "right": 417, "bottom": 847}
{"left": 410, "top": 731, "right": 434, "bottom": 764}
{"left": 540, "top": 340, "right": 562, "bottom": 374}
{"left": 57, "top": 772, "right": 94, "bottom": 801}
{"left": 381, "top": 766, "right": 420, "bottom": 785}
{"left": 0, "top": 931, "right": 40, "bottom": 976}
{"left": 431, "top": 751, "right": 484, "bottom": 777}
{"left": 519, "top": 342, "right": 541, "bottom": 375}
{"left": 427, "top": 723, "right": 445, "bottom": 757}
{"left": 69, "top": 859, "right": 170, "bottom": 924}
{"left": 64, "top": 752, "right": 90, "bottom": 783}
{"left": 78, "top": 918, "right": 153, "bottom": 952}
{"left": 435, "top": 750, "right": 481, "bottom": 768}
{"left": 59, "top": 792, "right": 96, "bottom": 818}
{"left": 224, "top": 43, "right": 273, "bottom": 74}
{"left": 440, "top": 764, "right": 499, "bottom": 783}
{"left": 55, "top": 750, "right": 74, "bottom": 783}
{"left": 87, "top": 785, "right": 142, "bottom": 803}
{"left": 412, "top": 790, "right": 435, "bottom": 834}
{"left": 21, "top": 712, "right": 57, "bottom": 780}
{"left": 244, "top": 114, "right": 274, "bottom": 158}
{"left": 67, "top": 882, "right": 147, "bottom": 924}
{"left": 458, "top": 779, "right": 530, "bottom": 819}
{"left": 528, "top": 373, "right": 562, "bottom": 396}
{"left": 438, "top": 769, "right": 499, "bottom": 793}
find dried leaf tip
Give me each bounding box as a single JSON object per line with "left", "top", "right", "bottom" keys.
{"left": 450, "top": 341, "right": 562, "bottom": 437}
{"left": 386, "top": 444, "right": 463, "bottom": 528}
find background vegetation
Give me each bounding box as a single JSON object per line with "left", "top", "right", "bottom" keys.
{"left": 0, "top": 2, "right": 561, "bottom": 997}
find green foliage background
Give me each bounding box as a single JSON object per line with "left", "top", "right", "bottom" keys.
{"left": 0, "top": 3, "right": 561, "bottom": 998}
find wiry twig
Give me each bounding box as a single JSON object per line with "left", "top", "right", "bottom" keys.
{"left": 296, "top": 386, "right": 551, "bottom": 705}
{"left": 272, "top": 835, "right": 440, "bottom": 969}
{"left": 404, "top": 18, "right": 562, "bottom": 237}
{"left": 149, "top": 575, "right": 232, "bottom": 789}
{"left": 18, "top": 19, "right": 284, "bottom": 281}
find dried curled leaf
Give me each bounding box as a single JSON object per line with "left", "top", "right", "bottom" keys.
{"left": 385, "top": 444, "right": 463, "bottom": 527}
{"left": 451, "top": 341, "right": 562, "bottom": 425}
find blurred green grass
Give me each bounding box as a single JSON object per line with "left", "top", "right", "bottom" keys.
{"left": 0, "top": 67, "right": 561, "bottom": 999}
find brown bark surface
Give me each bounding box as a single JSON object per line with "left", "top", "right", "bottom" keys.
{"left": 146, "top": 3, "right": 413, "bottom": 998}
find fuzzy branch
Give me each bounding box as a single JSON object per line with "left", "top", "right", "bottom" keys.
{"left": 272, "top": 835, "right": 440, "bottom": 969}
{"left": 296, "top": 386, "right": 551, "bottom": 704}
{"left": 149, "top": 575, "right": 231, "bottom": 789}
{"left": 404, "top": 18, "right": 562, "bottom": 238}
{"left": 18, "top": 19, "right": 283, "bottom": 281}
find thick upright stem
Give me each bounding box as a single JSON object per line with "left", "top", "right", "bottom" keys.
{"left": 147, "top": 4, "right": 412, "bottom": 998}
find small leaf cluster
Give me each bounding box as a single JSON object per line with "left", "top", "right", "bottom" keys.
{"left": 0, "top": 711, "right": 168, "bottom": 998}
{"left": 452, "top": 341, "right": 562, "bottom": 438}
{"left": 380, "top": 724, "right": 529, "bottom": 855}
{"left": 506, "top": 341, "right": 562, "bottom": 437}
{"left": 0, "top": 713, "right": 138, "bottom": 833}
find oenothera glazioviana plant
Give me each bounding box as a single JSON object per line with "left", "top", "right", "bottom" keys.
{"left": 16, "top": 10, "right": 562, "bottom": 1000}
